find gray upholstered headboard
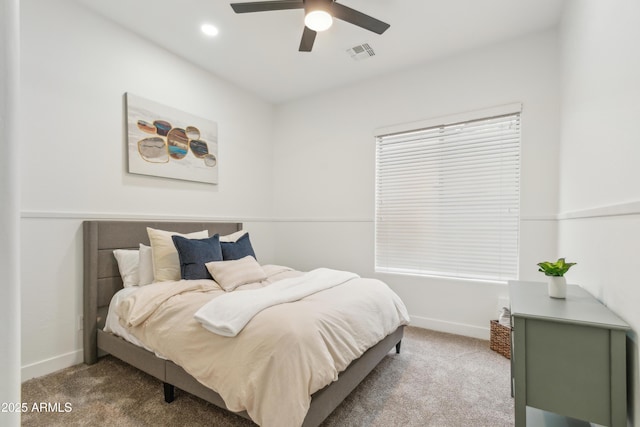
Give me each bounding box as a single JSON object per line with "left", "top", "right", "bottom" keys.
{"left": 83, "top": 220, "right": 242, "bottom": 364}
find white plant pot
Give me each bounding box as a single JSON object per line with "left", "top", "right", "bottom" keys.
{"left": 547, "top": 276, "right": 567, "bottom": 299}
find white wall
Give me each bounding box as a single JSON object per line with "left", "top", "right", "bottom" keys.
{"left": 558, "top": 1, "right": 640, "bottom": 424}
{"left": 19, "top": 0, "right": 277, "bottom": 379}
{"left": 272, "top": 30, "right": 561, "bottom": 338}
{"left": 1, "top": 0, "right": 21, "bottom": 424}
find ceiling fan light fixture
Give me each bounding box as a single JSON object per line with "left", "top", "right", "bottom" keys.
{"left": 229, "top": 0, "right": 390, "bottom": 52}
{"left": 304, "top": 10, "right": 333, "bottom": 32}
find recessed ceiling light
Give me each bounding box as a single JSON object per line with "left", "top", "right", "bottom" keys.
{"left": 201, "top": 23, "right": 219, "bottom": 37}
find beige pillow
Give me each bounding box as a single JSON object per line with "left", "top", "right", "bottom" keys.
{"left": 147, "top": 227, "right": 208, "bottom": 282}
{"left": 219, "top": 229, "right": 248, "bottom": 243}
{"left": 205, "top": 255, "right": 267, "bottom": 292}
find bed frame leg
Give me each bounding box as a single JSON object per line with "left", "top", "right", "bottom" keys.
{"left": 164, "top": 382, "right": 175, "bottom": 403}
{"left": 395, "top": 340, "right": 402, "bottom": 354}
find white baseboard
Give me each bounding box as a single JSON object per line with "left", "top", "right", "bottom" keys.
{"left": 409, "top": 315, "right": 490, "bottom": 340}
{"left": 21, "top": 349, "right": 83, "bottom": 382}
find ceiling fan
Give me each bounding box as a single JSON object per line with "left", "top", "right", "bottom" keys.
{"left": 230, "top": 0, "right": 390, "bottom": 52}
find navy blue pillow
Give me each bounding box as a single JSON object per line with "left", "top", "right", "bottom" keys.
{"left": 172, "top": 234, "right": 222, "bottom": 280}
{"left": 221, "top": 233, "right": 257, "bottom": 261}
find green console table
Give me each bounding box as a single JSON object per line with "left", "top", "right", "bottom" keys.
{"left": 509, "top": 281, "right": 630, "bottom": 427}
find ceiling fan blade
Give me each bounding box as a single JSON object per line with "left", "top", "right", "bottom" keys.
{"left": 231, "top": 1, "right": 304, "bottom": 14}
{"left": 332, "top": 3, "right": 390, "bottom": 34}
{"left": 299, "top": 26, "right": 317, "bottom": 52}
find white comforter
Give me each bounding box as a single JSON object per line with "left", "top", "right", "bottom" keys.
{"left": 195, "top": 268, "right": 359, "bottom": 337}
{"left": 116, "top": 265, "right": 409, "bottom": 427}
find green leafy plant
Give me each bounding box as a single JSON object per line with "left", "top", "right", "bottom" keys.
{"left": 537, "top": 258, "right": 577, "bottom": 277}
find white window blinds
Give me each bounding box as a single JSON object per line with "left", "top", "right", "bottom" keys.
{"left": 375, "top": 112, "right": 521, "bottom": 282}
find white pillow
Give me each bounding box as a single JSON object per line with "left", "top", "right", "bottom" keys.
{"left": 113, "top": 249, "right": 139, "bottom": 288}
{"left": 147, "top": 227, "right": 208, "bottom": 282}
{"left": 138, "top": 244, "right": 155, "bottom": 286}
{"left": 205, "top": 255, "right": 267, "bottom": 292}
{"left": 219, "top": 229, "right": 248, "bottom": 243}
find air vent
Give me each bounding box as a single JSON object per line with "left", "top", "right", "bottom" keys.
{"left": 346, "top": 43, "right": 375, "bottom": 61}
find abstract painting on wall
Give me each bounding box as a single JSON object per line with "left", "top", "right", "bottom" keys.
{"left": 126, "top": 93, "right": 218, "bottom": 184}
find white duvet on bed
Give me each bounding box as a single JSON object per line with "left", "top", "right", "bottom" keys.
{"left": 195, "top": 268, "right": 359, "bottom": 337}
{"left": 105, "top": 265, "right": 298, "bottom": 355}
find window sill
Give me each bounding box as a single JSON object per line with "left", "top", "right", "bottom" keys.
{"left": 375, "top": 268, "right": 509, "bottom": 285}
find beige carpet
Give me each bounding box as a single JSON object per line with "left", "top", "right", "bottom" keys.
{"left": 22, "top": 327, "right": 514, "bottom": 426}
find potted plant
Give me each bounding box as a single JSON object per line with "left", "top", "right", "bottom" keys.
{"left": 537, "top": 258, "right": 577, "bottom": 299}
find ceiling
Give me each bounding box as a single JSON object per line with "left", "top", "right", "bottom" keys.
{"left": 73, "top": 0, "right": 565, "bottom": 104}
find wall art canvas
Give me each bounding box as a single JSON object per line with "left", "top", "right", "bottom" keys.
{"left": 126, "top": 93, "right": 218, "bottom": 184}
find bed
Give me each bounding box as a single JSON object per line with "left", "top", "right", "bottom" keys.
{"left": 83, "top": 220, "right": 406, "bottom": 427}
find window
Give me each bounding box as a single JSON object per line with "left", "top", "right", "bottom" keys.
{"left": 375, "top": 106, "right": 521, "bottom": 282}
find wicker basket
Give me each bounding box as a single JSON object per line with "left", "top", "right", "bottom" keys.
{"left": 490, "top": 320, "right": 511, "bottom": 359}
